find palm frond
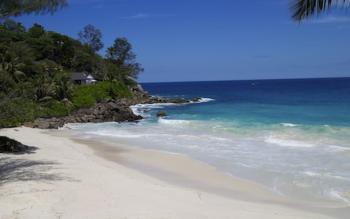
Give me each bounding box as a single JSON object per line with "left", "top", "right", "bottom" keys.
{"left": 291, "top": 0, "right": 349, "bottom": 21}
{"left": 0, "top": 0, "right": 67, "bottom": 18}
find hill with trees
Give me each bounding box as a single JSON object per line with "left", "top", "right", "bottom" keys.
{"left": 0, "top": 20, "right": 144, "bottom": 127}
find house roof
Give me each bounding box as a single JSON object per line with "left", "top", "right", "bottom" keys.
{"left": 71, "top": 72, "right": 93, "bottom": 81}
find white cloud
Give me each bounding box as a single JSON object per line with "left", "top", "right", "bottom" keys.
{"left": 122, "top": 13, "right": 150, "bottom": 20}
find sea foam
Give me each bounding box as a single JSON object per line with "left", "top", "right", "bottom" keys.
{"left": 158, "top": 118, "right": 191, "bottom": 125}
{"left": 280, "top": 123, "right": 299, "bottom": 127}
{"left": 264, "top": 136, "right": 315, "bottom": 148}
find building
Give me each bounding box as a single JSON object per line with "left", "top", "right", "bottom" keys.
{"left": 71, "top": 72, "right": 97, "bottom": 85}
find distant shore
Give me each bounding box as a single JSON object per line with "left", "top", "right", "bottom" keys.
{"left": 0, "top": 127, "right": 346, "bottom": 218}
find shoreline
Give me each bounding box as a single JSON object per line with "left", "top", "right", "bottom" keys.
{"left": 71, "top": 135, "right": 350, "bottom": 216}
{"left": 0, "top": 127, "right": 348, "bottom": 218}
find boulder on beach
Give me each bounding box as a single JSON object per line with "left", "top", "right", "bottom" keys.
{"left": 0, "top": 136, "right": 36, "bottom": 154}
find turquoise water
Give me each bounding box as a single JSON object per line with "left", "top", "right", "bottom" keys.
{"left": 69, "top": 78, "right": 350, "bottom": 206}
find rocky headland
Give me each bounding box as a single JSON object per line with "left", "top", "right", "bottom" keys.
{"left": 29, "top": 88, "right": 200, "bottom": 129}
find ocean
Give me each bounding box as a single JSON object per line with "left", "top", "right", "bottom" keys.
{"left": 68, "top": 77, "right": 350, "bottom": 205}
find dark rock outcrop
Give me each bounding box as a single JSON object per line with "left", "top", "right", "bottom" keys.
{"left": 0, "top": 136, "right": 36, "bottom": 154}
{"left": 29, "top": 87, "right": 202, "bottom": 129}
{"left": 31, "top": 99, "right": 143, "bottom": 129}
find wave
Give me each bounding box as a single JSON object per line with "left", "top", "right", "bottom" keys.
{"left": 158, "top": 118, "right": 191, "bottom": 125}
{"left": 302, "top": 171, "right": 349, "bottom": 181}
{"left": 280, "top": 123, "right": 299, "bottom": 127}
{"left": 129, "top": 103, "right": 174, "bottom": 117}
{"left": 86, "top": 130, "right": 145, "bottom": 138}
{"left": 130, "top": 97, "right": 215, "bottom": 117}
{"left": 192, "top": 97, "right": 215, "bottom": 103}
{"left": 327, "top": 189, "right": 350, "bottom": 204}
{"left": 264, "top": 136, "right": 315, "bottom": 148}
{"left": 327, "top": 145, "right": 350, "bottom": 152}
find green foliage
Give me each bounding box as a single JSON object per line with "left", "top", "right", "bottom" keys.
{"left": 28, "top": 23, "right": 45, "bottom": 38}
{"left": 78, "top": 24, "right": 104, "bottom": 52}
{"left": 71, "top": 45, "right": 97, "bottom": 73}
{"left": 48, "top": 31, "right": 75, "bottom": 67}
{"left": 38, "top": 100, "right": 72, "bottom": 117}
{"left": 0, "top": 98, "right": 37, "bottom": 128}
{"left": 0, "top": 0, "right": 67, "bottom": 18}
{"left": 71, "top": 82, "right": 131, "bottom": 108}
{"left": 54, "top": 72, "right": 73, "bottom": 100}
{"left": 0, "top": 98, "right": 73, "bottom": 128}
{"left": 106, "top": 37, "right": 143, "bottom": 79}
{"left": 0, "top": 20, "right": 142, "bottom": 128}
{"left": 291, "top": 0, "right": 349, "bottom": 21}
{"left": 108, "top": 82, "right": 132, "bottom": 98}
{"left": 71, "top": 85, "right": 101, "bottom": 108}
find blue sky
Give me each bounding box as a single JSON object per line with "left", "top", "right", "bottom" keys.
{"left": 16, "top": 0, "right": 350, "bottom": 82}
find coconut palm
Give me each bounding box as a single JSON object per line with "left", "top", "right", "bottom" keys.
{"left": 54, "top": 72, "right": 73, "bottom": 100}
{"left": 0, "top": 0, "right": 67, "bottom": 19}
{"left": 292, "top": 0, "right": 349, "bottom": 21}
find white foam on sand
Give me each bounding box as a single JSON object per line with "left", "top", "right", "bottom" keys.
{"left": 62, "top": 115, "right": 350, "bottom": 208}
{"left": 328, "top": 189, "right": 350, "bottom": 204}
{"left": 86, "top": 130, "right": 145, "bottom": 138}
{"left": 1, "top": 127, "right": 341, "bottom": 219}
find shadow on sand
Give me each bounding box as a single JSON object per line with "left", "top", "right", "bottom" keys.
{"left": 0, "top": 157, "right": 73, "bottom": 186}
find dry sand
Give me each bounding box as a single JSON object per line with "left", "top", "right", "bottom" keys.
{"left": 0, "top": 127, "right": 346, "bottom": 219}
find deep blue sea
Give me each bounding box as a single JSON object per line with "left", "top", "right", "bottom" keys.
{"left": 69, "top": 77, "right": 350, "bottom": 205}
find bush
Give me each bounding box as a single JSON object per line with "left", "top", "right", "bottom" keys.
{"left": 71, "top": 82, "right": 131, "bottom": 108}
{"left": 0, "top": 82, "right": 133, "bottom": 128}
{"left": 38, "top": 100, "right": 72, "bottom": 118}
{"left": 0, "top": 98, "right": 37, "bottom": 128}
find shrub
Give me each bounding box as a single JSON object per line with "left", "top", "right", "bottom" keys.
{"left": 71, "top": 85, "right": 100, "bottom": 108}
{"left": 71, "top": 82, "right": 132, "bottom": 108}
{"left": 38, "top": 100, "right": 72, "bottom": 118}
{"left": 0, "top": 98, "right": 37, "bottom": 128}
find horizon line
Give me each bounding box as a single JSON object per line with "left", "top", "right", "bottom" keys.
{"left": 140, "top": 76, "right": 350, "bottom": 84}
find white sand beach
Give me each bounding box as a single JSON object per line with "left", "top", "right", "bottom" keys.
{"left": 0, "top": 127, "right": 346, "bottom": 219}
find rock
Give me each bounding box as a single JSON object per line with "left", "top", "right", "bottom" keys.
{"left": 146, "top": 96, "right": 190, "bottom": 104}
{"left": 32, "top": 99, "right": 143, "bottom": 129}
{"left": 30, "top": 89, "right": 197, "bottom": 129}
{"left": 191, "top": 97, "right": 201, "bottom": 102}
{"left": 0, "top": 136, "right": 36, "bottom": 154}
{"left": 156, "top": 111, "right": 167, "bottom": 117}
{"left": 33, "top": 118, "right": 64, "bottom": 129}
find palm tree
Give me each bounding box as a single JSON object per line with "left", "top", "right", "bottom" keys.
{"left": 292, "top": 0, "right": 349, "bottom": 21}
{"left": 0, "top": 0, "right": 67, "bottom": 19}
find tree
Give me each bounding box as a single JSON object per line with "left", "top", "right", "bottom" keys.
{"left": 107, "top": 38, "right": 135, "bottom": 66}
{"left": 2, "top": 19, "right": 25, "bottom": 33}
{"left": 291, "top": 0, "right": 349, "bottom": 21}
{"left": 48, "top": 32, "right": 75, "bottom": 68}
{"left": 28, "top": 23, "right": 45, "bottom": 38}
{"left": 0, "top": 0, "right": 67, "bottom": 19}
{"left": 0, "top": 42, "right": 34, "bottom": 82}
{"left": 54, "top": 72, "right": 73, "bottom": 100}
{"left": 78, "top": 24, "right": 104, "bottom": 52}
{"left": 106, "top": 37, "right": 143, "bottom": 79}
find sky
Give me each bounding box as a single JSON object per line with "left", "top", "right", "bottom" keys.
{"left": 15, "top": 0, "right": 350, "bottom": 82}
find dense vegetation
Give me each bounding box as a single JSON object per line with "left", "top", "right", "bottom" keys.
{"left": 0, "top": 20, "right": 143, "bottom": 128}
